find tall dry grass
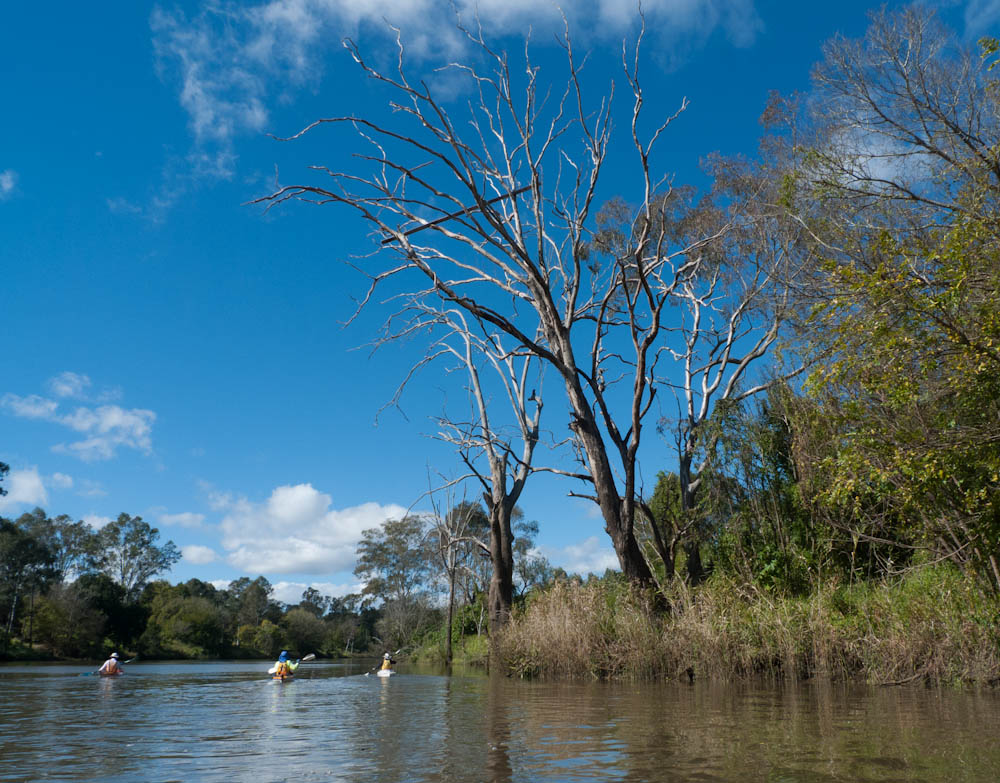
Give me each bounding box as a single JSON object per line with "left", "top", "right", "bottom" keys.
{"left": 494, "top": 566, "right": 1000, "bottom": 685}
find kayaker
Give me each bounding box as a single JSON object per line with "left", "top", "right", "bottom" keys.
{"left": 98, "top": 652, "right": 123, "bottom": 676}
{"left": 380, "top": 652, "right": 395, "bottom": 671}
{"left": 273, "top": 650, "right": 299, "bottom": 678}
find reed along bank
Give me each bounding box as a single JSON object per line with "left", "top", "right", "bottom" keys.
{"left": 492, "top": 566, "right": 1000, "bottom": 686}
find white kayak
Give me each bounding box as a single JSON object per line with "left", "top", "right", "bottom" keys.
{"left": 376, "top": 669, "right": 395, "bottom": 677}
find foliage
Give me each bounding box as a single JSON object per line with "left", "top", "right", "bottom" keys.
{"left": 91, "top": 513, "right": 181, "bottom": 600}
{"left": 355, "top": 516, "right": 432, "bottom": 607}
{"left": 779, "top": 8, "right": 1000, "bottom": 589}
{"left": 1, "top": 516, "right": 59, "bottom": 648}
{"left": 496, "top": 567, "right": 1000, "bottom": 684}
{"left": 32, "top": 583, "right": 106, "bottom": 658}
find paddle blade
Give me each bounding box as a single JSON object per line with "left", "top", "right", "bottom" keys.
{"left": 267, "top": 666, "right": 277, "bottom": 674}
{"left": 300, "top": 654, "right": 316, "bottom": 663}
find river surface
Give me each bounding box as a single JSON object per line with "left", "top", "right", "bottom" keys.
{"left": 2, "top": 660, "right": 999, "bottom": 782}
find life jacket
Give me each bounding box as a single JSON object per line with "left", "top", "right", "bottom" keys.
{"left": 276, "top": 661, "right": 290, "bottom": 677}
{"left": 381, "top": 658, "right": 392, "bottom": 670}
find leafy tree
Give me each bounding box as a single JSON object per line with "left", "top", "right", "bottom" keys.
{"left": 251, "top": 619, "right": 286, "bottom": 658}
{"left": 15, "top": 508, "right": 96, "bottom": 581}
{"left": 297, "top": 587, "right": 330, "bottom": 618}
{"left": 355, "top": 516, "right": 432, "bottom": 606}
{"left": 355, "top": 516, "right": 434, "bottom": 649}
{"left": 0, "top": 462, "right": 8, "bottom": 496}
{"left": 228, "top": 576, "right": 278, "bottom": 628}
{"left": 1, "top": 518, "right": 58, "bottom": 647}
{"left": 33, "top": 583, "right": 106, "bottom": 658}
{"left": 774, "top": 7, "right": 1000, "bottom": 589}
{"left": 140, "top": 584, "right": 227, "bottom": 658}
{"left": 282, "top": 607, "right": 326, "bottom": 655}
{"left": 80, "top": 572, "right": 147, "bottom": 649}
{"left": 91, "top": 513, "right": 180, "bottom": 600}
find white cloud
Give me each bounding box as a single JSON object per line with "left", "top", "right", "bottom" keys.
{"left": 2, "top": 381, "right": 156, "bottom": 462}
{"left": 210, "top": 579, "right": 233, "bottom": 591}
{"left": 48, "top": 372, "right": 92, "bottom": 399}
{"left": 83, "top": 514, "right": 112, "bottom": 530}
{"left": 0, "top": 169, "right": 17, "bottom": 200}
{"left": 271, "top": 580, "right": 362, "bottom": 604}
{"left": 542, "top": 535, "right": 619, "bottom": 577}
{"left": 218, "top": 483, "right": 407, "bottom": 574}
{"left": 0, "top": 467, "right": 48, "bottom": 512}
{"left": 182, "top": 544, "right": 218, "bottom": 564}
{"left": 160, "top": 511, "right": 206, "bottom": 528}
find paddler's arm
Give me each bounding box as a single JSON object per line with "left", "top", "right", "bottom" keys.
{"left": 289, "top": 660, "right": 300, "bottom": 671}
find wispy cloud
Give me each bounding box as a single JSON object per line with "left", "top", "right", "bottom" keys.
{"left": 160, "top": 511, "right": 206, "bottom": 528}
{"left": 151, "top": 0, "right": 762, "bottom": 180}
{"left": 964, "top": 0, "right": 1000, "bottom": 36}
{"left": 217, "top": 482, "right": 407, "bottom": 574}
{"left": 0, "top": 169, "right": 17, "bottom": 200}
{"left": 48, "top": 371, "right": 92, "bottom": 399}
{"left": 1, "top": 374, "right": 156, "bottom": 462}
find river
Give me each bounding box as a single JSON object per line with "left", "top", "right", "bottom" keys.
{"left": 1, "top": 660, "right": 999, "bottom": 782}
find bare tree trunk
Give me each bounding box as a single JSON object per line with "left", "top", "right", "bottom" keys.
{"left": 486, "top": 501, "right": 515, "bottom": 633}
{"left": 446, "top": 554, "right": 456, "bottom": 665}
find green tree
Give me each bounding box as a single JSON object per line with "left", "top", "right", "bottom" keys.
{"left": 776, "top": 8, "right": 1000, "bottom": 589}
{"left": 281, "top": 607, "right": 326, "bottom": 655}
{"left": 79, "top": 572, "right": 147, "bottom": 649}
{"left": 252, "top": 619, "right": 286, "bottom": 658}
{"left": 297, "top": 587, "right": 329, "bottom": 618}
{"left": 1, "top": 518, "right": 58, "bottom": 647}
{"left": 140, "top": 584, "right": 226, "bottom": 658}
{"left": 355, "top": 516, "right": 433, "bottom": 649}
{"left": 33, "top": 583, "right": 106, "bottom": 658}
{"left": 91, "top": 513, "right": 181, "bottom": 600}
{"left": 15, "top": 508, "right": 96, "bottom": 581}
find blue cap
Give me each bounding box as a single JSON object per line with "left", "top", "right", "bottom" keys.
{"left": 278, "top": 651, "right": 288, "bottom": 662}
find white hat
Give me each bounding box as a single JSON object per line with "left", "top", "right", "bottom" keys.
{"left": 384, "top": 653, "right": 390, "bottom": 659}
{"left": 111, "top": 652, "right": 119, "bottom": 658}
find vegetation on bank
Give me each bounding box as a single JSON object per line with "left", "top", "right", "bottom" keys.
{"left": 493, "top": 567, "right": 1000, "bottom": 686}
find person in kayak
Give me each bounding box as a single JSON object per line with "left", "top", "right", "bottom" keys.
{"left": 273, "top": 651, "right": 300, "bottom": 678}
{"left": 380, "top": 652, "right": 396, "bottom": 671}
{"left": 98, "top": 652, "right": 123, "bottom": 676}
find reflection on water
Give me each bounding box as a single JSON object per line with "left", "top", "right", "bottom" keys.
{"left": 1, "top": 660, "right": 999, "bottom": 782}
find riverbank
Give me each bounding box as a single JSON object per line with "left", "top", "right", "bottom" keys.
{"left": 493, "top": 565, "right": 1000, "bottom": 686}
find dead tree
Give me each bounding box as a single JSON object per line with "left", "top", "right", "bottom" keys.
{"left": 389, "top": 303, "right": 543, "bottom": 632}
{"left": 255, "top": 18, "right": 740, "bottom": 589}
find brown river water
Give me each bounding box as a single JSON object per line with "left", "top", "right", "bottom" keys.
{"left": 1, "top": 660, "right": 999, "bottom": 782}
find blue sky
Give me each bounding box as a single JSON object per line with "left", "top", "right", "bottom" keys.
{"left": 2, "top": 0, "right": 994, "bottom": 604}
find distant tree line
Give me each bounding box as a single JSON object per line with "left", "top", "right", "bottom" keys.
{"left": 0, "top": 501, "right": 553, "bottom": 661}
